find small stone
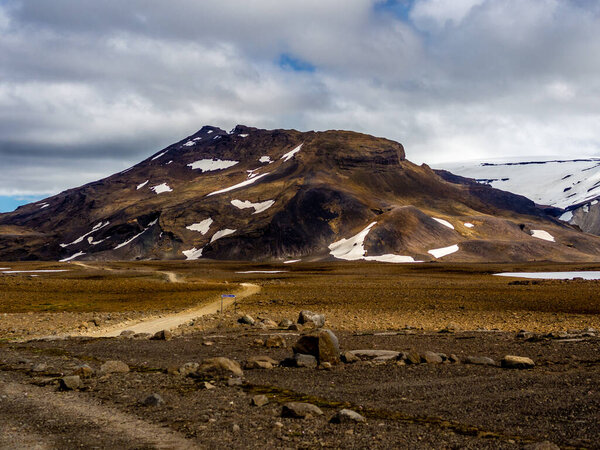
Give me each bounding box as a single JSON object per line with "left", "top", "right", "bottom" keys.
{"left": 341, "top": 351, "right": 360, "bottom": 364}
{"left": 421, "top": 351, "right": 443, "bottom": 364}
{"left": 150, "top": 329, "right": 172, "bottom": 341}
{"left": 31, "top": 363, "right": 47, "bottom": 372}
{"left": 288, "top": 323, "right": 302, "bottom": 331}
{"left": 191, "top": 357, "right": 243, "bottom": 378}
{"left": 245, "top": 356, "right": 277, "bottom": 370}
{"left": 464, "top": 356, "right": 496, "bottom": 366}
{"left": 278, "top": 319, "right": 293, "bottom": 328}
{"left": 238, "top": 315, "right": 255, "bottom": 325}
{"left": 264, "top": 335, "right": 287, "bottom": 348}
{"left": 232, "top": 424, "right": 240, "bottom": 433}
{"left": 119, "top": 330, "right": 135, "bottom": 337}
{"left": 449, "top": 354, "right": 460, "bottom": 363}
{"left": 59, "top": 375, "right": 81, "bottom": 391}
{"left": 318, "top": 362, "right": 332, "bottom": 370}
{"left": 251, "top": 394, "right": 269, "bottom": 407}
{"left": 283, "top": 353, "right": 317, "bottom": 368}
{"left": 274, "top": 421, "right": 283, "bottom": 428}
{"left": 100, "top": 360, "right": 130, "bottom": 374}
{"left": 330, "top": 409, "right": 366, "bottom": 424}
{"left": 227, "top": 377, "right": 243, "bottom": 387}
{"left": 281, "top": 402, "right": 324, "bottom": 419}
{"left": 260, "top": 319, "right": 278, "bottom": 328}
{"left": 178, "top": 362, "right": 199, "bottom": 376}
{"left": 72, "top": 364, "right": 94, "bottom": 378}
{"left": 405, "top": 351, "right": 421, "bottom": 364}
{"left": 348, "top": 350, "right": 400, "bottom": 361}
{"left": 200, "top": 381, "right": 216, "bottom": 390}
{"left": 142, "top": 393, "right": 164, "bottom": 406}
{"left": 298, "top": 310, "right": 325, "bottom": 328}
{"left": 203, "top": 341, "right": 214, "bottom": 346}
{"left": 501, "top": 355, "right": 535, "bottom": 369}
{"left": 253, "top": 338, "right": 265, "bottom": 346}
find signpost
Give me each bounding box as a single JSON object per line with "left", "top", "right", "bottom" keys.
{"left": 221, "top": 294, "right": 236, "bottom": 314}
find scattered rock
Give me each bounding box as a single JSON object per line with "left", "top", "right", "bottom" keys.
{"left": 404, "top": 351, "right": 421, "bottom": 364}
{"left": 177, "top": 362, "right": 199, "bottom": 376}
{"left": 59, "top": 375, "right": 81, "bottom": 391}
{"left": 278, "top": 319, "right": 293, "bottom": 328}
{"left": 264, "top": 334, "right": 287, "bottom": 348}
{"left": 203, "top": 340, "right": 214, "bottom": 346}
{"left": 238, "top": 315, "right": 255, "bottom": 325}
{"left": 245, "top": 356, "right": 277, "bottom": 370}
{"left": 119, "top": 330, "right": 135, "bottom": 337}
{"left": 72, "top": 364, "right": 94, "bottom": 378}
{"left": 330, "top": 409, "right": 366, "bottom": 424}
{"left": 260, "top": 319, "right": 278, "bottom": 328}
{"left": 31, "top": 363, "right": 47, "bottom": 373}
{"left": 288, "top": 323, "right": 302, "bottom": 331}
{"left": 464, "top": 356, "right": 496, "bottom": 366}
{"left": 200, "top": 381, "right": 216, "bottom": 390}
{"left": 298, "top": 310, "right": 325, "bottom": 328}
{"left": 142, "top": 393, "right": 164, "bottom": 406}
{"left": 133, "top": 333, "right": 152, "bottom": 339}
{"left": 192, "top": 357, "right": 243, "bottom": 378}
{"left": 253, "top": 338, "right": 264, "bottom": 346}
{"left": 282, "top": 353, "right": 318, "bottom": 368}
{"left": 150, "top": 329, "right": 172, "bottom": 341}
{"left": 232, "top": 424, "right": 240, "bottom": 433}
{"left": 281, "top": 402, "right": 324, "bottom": 419}
{"left": 341, "top": 351, "right": 360, "bottom": 364}
{"left": 448, "top": 354, "right": 460, "bottom": 364}
{"left": 100, "top": 360, "right": 130, "bottom": 374}
{"left": 251, "top": 394, "right": 269, "bottom": 407}
{"left": 421, "top": 351, "right": 443, "bottom": 364}
{"left": 292, "top": 329, "right": 339, "bottom": 364}
{"left": 318, "top": 362, "right": 332, "bottom": 370}
{"left": 348, "top": 350, "right": 400, "bottom": 361}
{"left": 501, "top": 355, "right": 535, "bottom": 369}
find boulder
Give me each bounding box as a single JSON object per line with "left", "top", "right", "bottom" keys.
{"left": 421, "top": 351, "right": 443, "bottom": 364}
{"left": 298, "top": 310, "right": 325, "bottom": 328}
{"left": 501, "top": 355, "right": 535, "bottom": 369}
{"left": 281, "top": 402, "right": 324, "bottom": 419}
{"left": 292, "top": 329, "right": 339, "bottom": 364}
{"left": 150, "top": 329, "right": 172, "bottom": 341}
{"left": 238, "top": 315, "right": 255, "bottom": 325}
{"left": 100, "top": 360, "right": 130, "bottom": 374}
{"left": 251, "top": 395, "right": 269, "bottom": 407}
{"left": 288, "top": 323, "right": 302, "bottom": 331}
{"left": 72, "top": 364, "right": 94, "bottom": 378}
{"left": 245, "top": 356, "right": 277, "bottom": 370}
{"left": 119, "top": 330, "right": 135, "bottom": 337}
{"left": 330, "top": 409, "right": 366, "bottom": 424}
{"left": 260, "top": 319, "right": 279, "bottom": 328}
{"left": 59, "top": 375, "right": 81, "bottom": 391}
{"left": 264, "top": 335, "right": 287, "bottom": 348}
{"left": 142, "top": 393, "right": 164, "bottom": 406}
{"left": 278, "top": 319, "right": 293, "bottom": 328}
{"left": 192, "top": 357, "right": 243, "bottom": 378}
{"left": 404, "top": 351, "right": 421, "bottom": 364}
{"left": 348, "top": 350, "right": 400, "bottom": 361}
{"left": 464, "top": 356, "right": 496, "bottom": 366}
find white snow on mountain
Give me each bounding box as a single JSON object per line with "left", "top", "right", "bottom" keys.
{"left": 210, "top": 229, "right": 236, "bottom": 243}
{"left": 186, "top": 218, "right": 213, "bottom": 234}
{"left": 187, "top": 159, "right": 238, "bottom": 172}
{"left": 281, "top": 143, "right": 303, "bottom": 162}
{"left": 231, "top": 199, "right": 275, "bottom": 214}
{"left": 207, "top": 173, "right": 269, "bottom": 196}
{"left": 437, "top": 158, "right": 600, "bottom": 209}
{"left": 428, "top": 244, "right": 459, "bottom": 258}
{"left": 182, "top": 247, "right": 203, "bottom": 260}
{"left": 432, "top": 217, "right": 454, "bottom": 229}
{"left": 151, "top": 183, "right": 172, "bottom": 194}
{"left": 531, "top": 229, "right": 555, "bottom": 242}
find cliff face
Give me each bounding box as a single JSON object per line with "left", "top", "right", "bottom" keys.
{"left": 2, "top": 125, "right": 600, "bottom": 263}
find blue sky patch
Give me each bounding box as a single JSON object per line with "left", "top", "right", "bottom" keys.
{"left": 0, "top": 195, "right": 45, "bottom": 213}
{"left": 278, "top": 53, "right": 316, "bottom": 72}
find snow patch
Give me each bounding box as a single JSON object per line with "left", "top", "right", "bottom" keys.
{"left": 207, "top": 173, "right": 269, "bottom": 196}
{"left": 210, "top": 229, "right": 236, "bottom": 243}
{"left": 186, "top": 218, "right": 213, "bottom": 235}
{"left": 151, "top": 151, "right": 167, "bottom": 161}
{"left": 495, "top": 271, "right": 600, "bottom": 280}
{"left": 60, "top": 251, "right": 86, "bottom": 262}
{"left": 464, "top": 222, "right": 475, "bottom": 228}
{"left": 114, "top": 219, "right": 158, "bottom": 250}
{"left": 39, "top": 203, "right": 49, "bottom": 209}
{"left": 259, "top": 156, "right": 272, "bottom": 163}
{"left": 238, "top": 134, "right": 249, "bottom": 138}
{"left": 137, "top": 180, "right": 149, "bottom": 190}
{"left": 559, "top": 211, "right": 573, "bottom": 222}
{"left": 364, "top": 254, "right": 418, "bottom": 263}
{"left": 583, "top": 204, "right": 590, "bottom": 213}
{"left": 281, "top": 143, "right": 303, "bottom": 162}
{"left": 182, "top": 247, "right": 203, "bottom": 260}
{"left": 329, "top": 222, "right": 377, "bottom": 261}
{"left": 60, "top": 221, "right": 110, "bottom": 248}
{"left": 3, "top": 269, "right": 69, "bottom": 274}
{"left": 531, "top": 230, "right": 555, "bottom": 242}
{"left": 284, "top": 259, "right": 301, "bottom": 264}
{"left": 428, "top": 244, "right": 459, "bottom": 258}
{"left": 187, "top": 159, "right": 239, "bottom": 172}
{"left": 207, "top": 130, "right": 213, "bottom": 134}
{"left": 151, "top": 183, "right": 172, "bottom": 194}
{"left": 236, "top": 270, "right": 287, "bottom": 274}
{"left": 432, "top": 218, "right": 454, "bottom": 229}
{"left": 183, "top": 140, "right": 196, "bottom": 147}
{"left": 231, "top": 199, "right": 275, "bottom": 214}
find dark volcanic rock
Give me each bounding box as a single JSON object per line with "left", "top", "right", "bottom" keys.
{"left": 292, "top": 330, "right": 340, "bottom": 364}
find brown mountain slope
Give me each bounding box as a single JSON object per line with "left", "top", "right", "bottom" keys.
{"left": 1, "top": 125, "right": 600, "bottom": 262}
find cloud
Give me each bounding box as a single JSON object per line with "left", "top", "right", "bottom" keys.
{"left": 0, "top": 0, "right": 599, "bottom": 198}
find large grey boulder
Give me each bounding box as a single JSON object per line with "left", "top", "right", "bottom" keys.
{"left": 298, "top": 310, "right": 325, "bottom": 328}
{"left": 292, "top": 329, "right": 340, "bottom": 364}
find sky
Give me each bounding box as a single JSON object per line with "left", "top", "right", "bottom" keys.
{"left": 1, "top": 0, "right": 600, "bottom": 211}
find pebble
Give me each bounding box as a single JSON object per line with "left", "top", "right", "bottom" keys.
{"left": 330, "top": 409, "right": 366, "bottom": 424}
{"left": 264, "top": 335, "right": 287, "bottom": 348}
{"left": 238, "top": 315, "right": 255, "bottom": 325}
{"left": 501, "top": 355, "right": 535, "bottom": 369}
{"left": 421, "top": 351, "right": 443, "bottom": 364}
{"left": 251, "top": 395, "right": 269, "bottom": 407}
{"left": 100, "top": 360, "right": 130, "bottom": 374}
{"left": 348, "top": 349, "right": 400, "bottom": 361}
{"left": 59, "top": 375, "right": 81, "bottom": 391}
{"left": 464, "top": 356, "right": 496, "bottom": 366}
{"left": 150, "top": 329, "right": 172, "bottom": 341}
{"left": 281, "top": 402, "right": 324, "bottom": 419}
{"left": 142, "top": 393, "right": 164, "bottom": 406}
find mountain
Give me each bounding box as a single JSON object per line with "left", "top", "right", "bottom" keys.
{"left": 436, "top": 158, "right": 600, "bottom": 235}
{"left": 2, "top": 125, "right": 600, "bottom": 263}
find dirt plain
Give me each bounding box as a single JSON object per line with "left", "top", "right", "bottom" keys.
{"left": 1, "top": 260, "right": 599, "bottom": 449}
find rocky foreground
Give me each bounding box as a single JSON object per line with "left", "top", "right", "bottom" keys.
{"left": 1, "top": 311, "right": 598, "bottom": 449}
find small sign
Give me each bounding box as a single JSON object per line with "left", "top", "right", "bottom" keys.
{"left": 222, "top": 294, "right": 236, "bottom": 298}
